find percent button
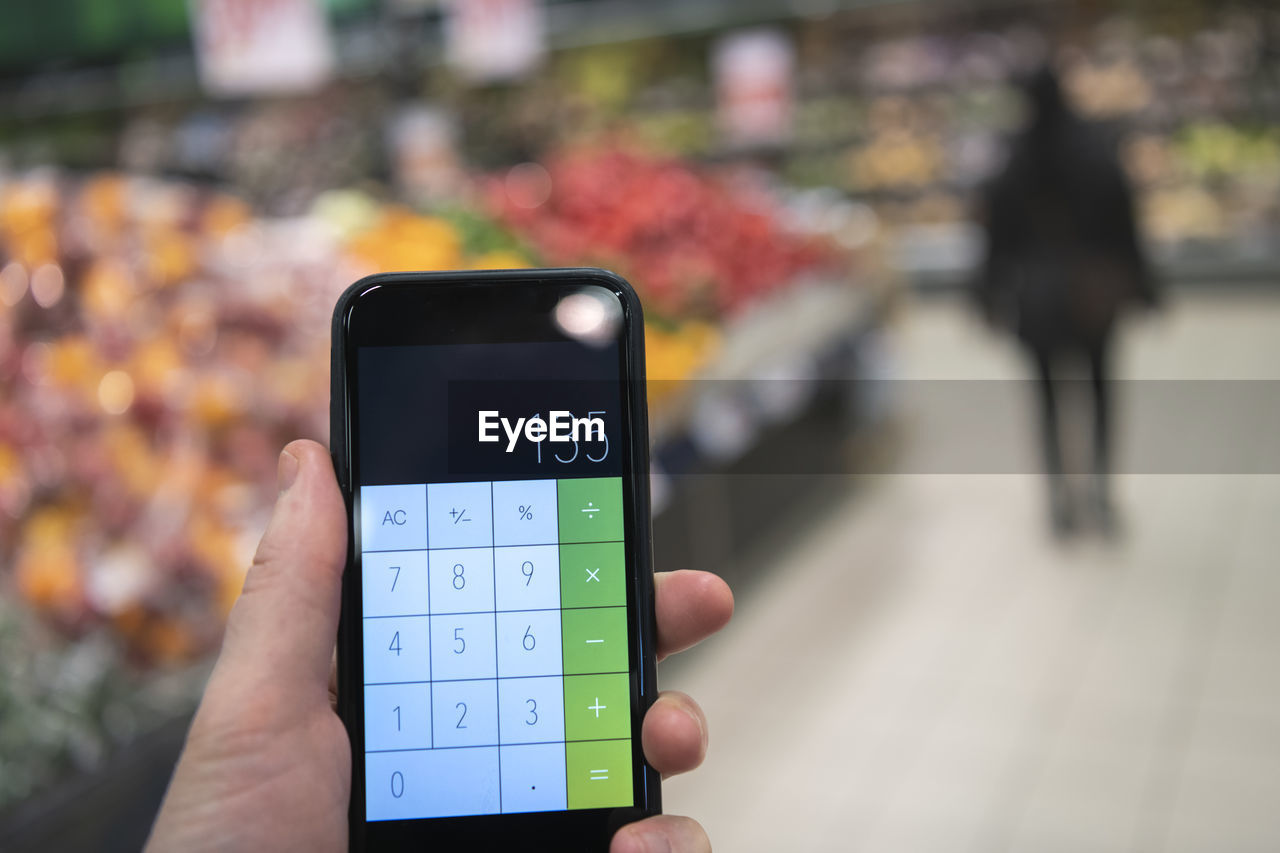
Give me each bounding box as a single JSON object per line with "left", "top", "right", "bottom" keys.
{"left": 493, "top": 479, "right": 557, "bottom": 546}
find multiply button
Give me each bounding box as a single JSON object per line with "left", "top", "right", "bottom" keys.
{"left": 361, "top": 484, "right": 427, "bottom": 551}
{"left": 559, "top": 542, "right": 625, "bottom": 608}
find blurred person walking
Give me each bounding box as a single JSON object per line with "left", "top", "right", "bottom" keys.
{"left": 976, "top": 66, "right": 1159, "bottom": 536}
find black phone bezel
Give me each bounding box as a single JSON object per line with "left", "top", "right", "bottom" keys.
{"left": 329, "top": 268, "right": 660, "bottom": 851}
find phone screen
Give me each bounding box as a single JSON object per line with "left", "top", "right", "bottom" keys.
{"left": 335, "top": 273, "right": 656, "bottom": 842}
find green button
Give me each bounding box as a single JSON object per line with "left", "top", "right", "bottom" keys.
{"left": 563, "top": 672, "right": 632, "bottom": 741}
{"left": 562, "top": 606, "right": 628, "bottom": 675}
{"left": 566, "top": 739, "right": 634, "bottom": 810}
{"left": 560, "top": 542, "right": 626, "bottom": 608}
{"left": 557, "top": 477, "right": 623, "bottom": 544}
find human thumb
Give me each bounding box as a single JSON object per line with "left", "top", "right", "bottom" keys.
{"left": 215, "top": 439, "right": 348, "bottom": 700}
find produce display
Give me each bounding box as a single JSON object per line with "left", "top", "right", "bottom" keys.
{"left": 486, "top": 145, "right": 837, "bottom": 319}
{"left": 0, "top": 159, "right": 838, "bottom": 652}
{"left": 822, "top": 15, "right": 1280, "bottom": 265}
{"left": 488, "top": 9, "right": 1280, "bottom": 271}
{"left": 20, "top": 9, "right": 1273, "bottom": 276}
{"left": 0, "top": 173, "right": 286, "bottom": 806}
{"left": 1, "top": 173, "right": 331, "bottom": 665}
{"left": 0, "top": 174, "right": 508, "bottom": 809}
{"left": 0, "top": 155, "right": 850, "bottom": 809}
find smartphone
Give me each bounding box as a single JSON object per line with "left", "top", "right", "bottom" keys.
{"left": 329, "top": 269, "right": 660, "bottom": 850}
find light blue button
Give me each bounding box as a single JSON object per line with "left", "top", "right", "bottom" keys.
{"left": 365, "top": 747, "right": 499, "bottom": 821}
{"left": 496, "top": 609, "right": 562, "bottom": 679}
{"left": 361, "top": 484, "right": 426, "bottom": 552}
{"left": 364, "top": 683, "right": 432, "bottom": 751}
{"left": 428, "top": 548, "right": 495, "bottom": 616}
{"left": 500, "top": 743, "right": 567, "bottom": 814}
{"left": 362, "top": 550, "right": 428, "bottom": 618}
{"left": 492, "top": 479, "right": 558, "bottom": 546}
{"left": 433, "top": 679, "right": 499, "bottom": 748}
{"left": 430, "top": 612, "right": 496, "bottom": 682}
{"left": 428, "top": 482, "right": 493, "bottom": 549}
{"left": 363, "top": 616, "right": 430, "bottom": 684}
{"left": 498, "top": 675, "right": 565, "bottom": 745}
{"left": 494, "top": 545, "right": 560, "bottom": 612}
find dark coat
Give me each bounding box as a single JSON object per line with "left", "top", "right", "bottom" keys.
{"left": 976, "top": 71, "right": 1157, "bottom": 352}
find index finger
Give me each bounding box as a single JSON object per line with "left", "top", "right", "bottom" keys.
{"left": 655, "top": 570, "right": 733, "bottom": 662}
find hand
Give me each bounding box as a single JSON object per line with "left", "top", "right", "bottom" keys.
{"left": 146, "top": 440, "right": 733, "bottom": 852}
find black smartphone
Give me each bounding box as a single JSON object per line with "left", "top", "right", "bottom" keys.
{"left": 329, "top": 268, "right": 660, "bottom": 851}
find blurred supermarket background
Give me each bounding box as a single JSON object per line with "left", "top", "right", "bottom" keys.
{"left": 2, "top": 1, "right": 1279, "bottom": 851}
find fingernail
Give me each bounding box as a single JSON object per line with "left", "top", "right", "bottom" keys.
{"left": 691, "top": 701, "right": 708, "bottom": 750}
{"left": 278, "top": 447, "right": 300, "bottom": 493}
{"left": 670, "top": 693, "right": 706, "bottom": 750}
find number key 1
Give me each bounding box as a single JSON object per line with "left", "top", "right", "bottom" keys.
{"left": 363, "top": 683, "right": 431, "bottom": 750}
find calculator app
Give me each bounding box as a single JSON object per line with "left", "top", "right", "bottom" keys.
{"left": 355, "top": 342, "right": 635, "bottom": 822}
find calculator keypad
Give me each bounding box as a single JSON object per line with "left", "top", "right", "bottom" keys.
{"left": 359, "top": 477, "right": 632, "bottom": 820}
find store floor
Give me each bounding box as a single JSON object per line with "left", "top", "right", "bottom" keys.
{"left": 661, "top": 291, "right": 1280, "bottom": 852}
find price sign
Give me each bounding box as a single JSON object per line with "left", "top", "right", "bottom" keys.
{"left": 444, "top": 0, "right": 545, "bottom": 82}
{"left": 191, "top": 0, "right": 335, "bottom": 97}
{"left": 712, "top": 28, "right": 796, "bottom": 148}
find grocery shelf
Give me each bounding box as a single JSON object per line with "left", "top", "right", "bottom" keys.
{"left": 886, "top": 222, "right": 1280, "bottom": 292}
{"left": 646, "top": 274, "right": 890, "bottom": 587}
{"left": 0, "top": 0, "right": 1038, "bottom": 121}
{"left": 648, "top": 279, "right": 879, "bottom": 451}
{"left": 648, "top": 276, "right": 890, "bottom": 579}
{"left": 0, "top": 714, "right": 192, "bottom": 853}
{"left": 544, "top": 0, "right": 863, "bottom": 50}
